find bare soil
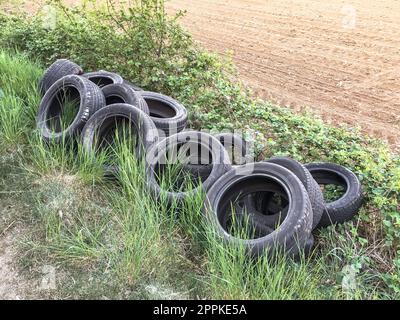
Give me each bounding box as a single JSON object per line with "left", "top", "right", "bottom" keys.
{"left": 166, "top": 0, "right": 400, "bottom": 147}
{"left": 0, "top": 227, "right": 34, "bottom": 299}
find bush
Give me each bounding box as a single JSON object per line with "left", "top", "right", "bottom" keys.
{"left": 0, "top": 0, "right": 399, "bottom": 296}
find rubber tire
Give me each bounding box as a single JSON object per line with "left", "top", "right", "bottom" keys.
{"left": 242, "top": 156, "right": 324, "bottom": 230}
{"left": 82, "top": 70, "right": 123, "bottom": 88}
{"left": 139, "top": 91, "right": 188, "bottom": 136}
{"left": 184, "top": 132, "right": 248, "bottom": 179}
{"left": 82, "top": 103, "right": 158, "bottom": 175}
{"left": 146, "top": 131, "right": 232, "bottom": 204}
{"left": 204, "top": 162, "right": 313, "bottom": 258}
{"left": 214, "top": 132, "right": 248, "bottom": 165}
{"left": 37, "top": 75, "right": 105, "bottom": 143}
{"left": 39, "top": 59, "right": 83, "bottom": 95}
{"left": 305, "top": 162, "right": 363, "bottom": 228}
{"left": 102, "top": 83, "right": 149, "bottom": 114}
{"left": 244, "top": 188, "right": 290, "bottom": 229}
{"left": 266, "top": 157, "right": 324, "bottom": 229}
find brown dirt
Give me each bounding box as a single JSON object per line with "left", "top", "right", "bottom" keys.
{"left": 0, "top": 227, "right": 36, "bottom": 299}
{"left": 166, "top": 0, "right": 400, "bottom": 147}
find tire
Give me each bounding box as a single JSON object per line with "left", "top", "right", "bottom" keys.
{"left": 305, "top": 162, "right": 363, "bottom": 228}
{"left": 204, "top": 162, "right": 313, "bottom": 258}
{"left": 81, "top": 103, "right": 158, "bottom": 175}
{"left": 82, "top": 70, "right": 123, "bottom": 88}
{"left": 102, "top": 83, "right": 149, "bottom": 114}
{"left": 310, "top": 178, "right": 326, "bottom": 228}
{"left": 242, "top": 157, "right": 324, "bottom": 231}
{"left": 146, "top": 131, "right": 232, "bottom": 204}
{"left": 214, "top": 132, "right": 248, "bottom": 165}
{"left": 39, "top": 59, "right": 83, "bottom": 95}
{"left": 266, "top": 157, "right": 324, "bottom": 229}
{"left": 184, "top": 132, "right": 248, "bottom": 179}
{"left": 36, "top": 75, "right": 105, "bottom": 143}
{"left": 243, "top": 188, "right": 289, "bottom": 229}
{"left": 183, "top": 163, "right": 214, "bottom": 180}
{"left": 123, "top": 79, "right": 144, "bottom": 91}
{"left": 139, "top": 91, "right": 188, "bottom": 136}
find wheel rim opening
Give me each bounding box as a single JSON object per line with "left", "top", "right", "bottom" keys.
{"left": 154, "top": 141, "right": 213, "bottom": 193}
{"left": 312, "top": 170, "right": 348, "bottom": 202}
{"left": 145, "top": 98, "right": 177, "bottom": 118}
{"left": 217, "top": 175, "right": 289, "bottom": 240}
{"left": 95, "top": 115, "right": 139, "bottom": 164}
{"left": 46, "top": 86, "right": 80, "bottom": 133}
{"left": 105, "top": 94, "right": 126, "bottom": 105}
{"left": 88, "top": 76, "right": 114, "bottom": 88}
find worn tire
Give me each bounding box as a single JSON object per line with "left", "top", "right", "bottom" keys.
{"left": 39, "top": 59, "right": 83, "bottom": 95}
{"left": 266, "top": 157, "right": 324, "bottom": 229}
{"left": 146, "top": 131, "right": 231, "bottom": 204}
{"left": 82, "top": 70, "right": 123, "bottom": 88}
{"left": 242, "top": 157, "right": 324, "bottom": 230}
{"left": 185, "top": 132, "right": 248, "bottom": 179}
{"left": 37, "top": 75, "right": 105, "bottom": 143}
{"left": 102, "top": 83, "right": 149, "bottom": 114}
{"left": 305, "top": 162, "right": 363, "bottom": 228}
{"left": 139, "top": 91, "right": 188, "bottom": 136}
{"left": 82, "top": 103, "right": 158, "bottom": 175}
{"left": 204, "top": 162, "right": 313, "bottom": 258}
{"left": 243, "top": 188, "right": 289, "bottom": 229}
{"left": 214, "top": 132, "right": 248, "bottom": 165}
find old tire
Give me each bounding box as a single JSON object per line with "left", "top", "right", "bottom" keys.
{"left": 82, "top": 103, "right": 157, "bottom": 153}
{"left": 81, "top": 103, "right": 158, "bottom": 175}
{"left": 146, "top": 131, "right": 231, "bottom": 204}
{"left": 139, "top": 91, "right": 188, "bottom": 136}
{"left": 305, "top": 162, "right": 363, "bottom": 228}
{"left": 102, "top": 83, "right": 149, "bottom": 114}
{"left": 36, "top": 75, "right": 105, "bottom": 143}
{"left": 39, "top": 59, "right": 83, "bottom": 95}
{"left": 204, "top": 162, "right": 313, "bottom": 258}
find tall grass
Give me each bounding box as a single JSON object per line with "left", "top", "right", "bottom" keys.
{"left": 0, "top": 47, "right": 394, "bottom": 299}
{"left": 0, "top": 51, "right": 41, "bottom": 151}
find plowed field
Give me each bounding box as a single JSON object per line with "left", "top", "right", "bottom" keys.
{"left": 167, "top": 0, "right": 400, "bottom": 147}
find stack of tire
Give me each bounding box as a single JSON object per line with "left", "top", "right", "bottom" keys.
{"left": 37, "top": 59, "right": 364, "bottom": 260}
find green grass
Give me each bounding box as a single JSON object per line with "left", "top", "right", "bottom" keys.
{"left": 0, "top": 0, "right": 399, "bottom": 299}
{"left": 0, "top": 51, "right": 41, "bottom": 151}
{"left": 46, "top": 86, "right": 81, "bottom": 133}
{"left": 0, "top": 51, "right": 397, "bottom": 300}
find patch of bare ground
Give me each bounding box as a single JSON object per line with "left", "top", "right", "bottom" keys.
{"left": 0, "top": 226, "right": 36, "bottom": 299}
